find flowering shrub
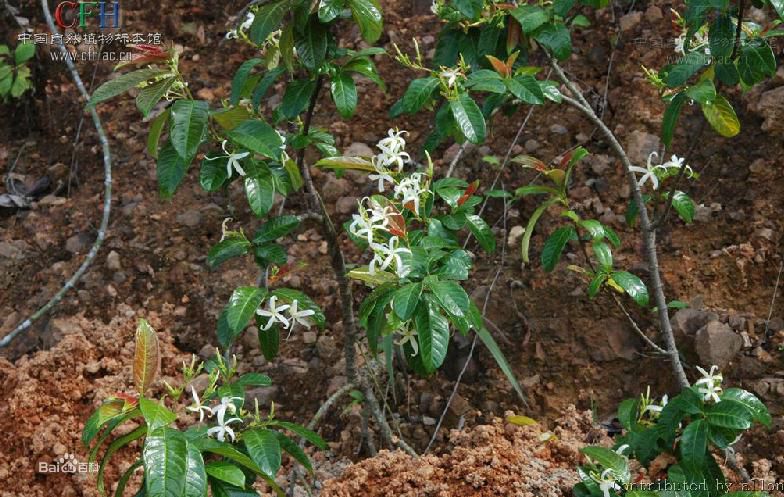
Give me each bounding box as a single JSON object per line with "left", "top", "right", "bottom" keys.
{"left": 574, "top": 365, "right": 772, "bottom": 497}
{"left": 318, "top": 132, "right": 521, "bottom": 393}
{"left": 84, "top": 320, "right": 324, "bottom": 496}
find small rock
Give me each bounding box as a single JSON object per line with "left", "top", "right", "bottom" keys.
{"left": 754, "top": 86, "right": 784, "bottom": 136}
{"left": 749, "top": 159, "right": 766, "bottom": 175}
{"left": 65, "top": 233, "right": 91, "bottom": 254}
{"left": 524, "top": 139, "right": 540, "bottom": 152}
{"left": 645, "top": 5, "right": 663, "bottom": 21}
{"left": 316, "top": 336, "right": 338, "bottom": 360}
{"left": 322, "top": 178, "right": 351, "bottom": 202}
{"left": 619, "top": 11, "right": 642, "bottom": 31}
{"left": 176, "top": 210, "right": 202, "bottom": 228}
{"left": 302, "top": 331, "right": 318, "bottom": 344}
{"left": 754, "top": 228, "right": 773, "bottom": 240}
{"left": 549, "top": 124, "right": 568, "bottom": 135}
{"left": 336, "top": 196, "right": 358, "bottom": 215}
{"left": 694, "top": 321, "right": 743, "bottom": 368}
{"left": 344, "top": 142, "right": 374, "bottom": 156}
{"left": 694, "top": 204, "right": 712, "bottom": 223}
{"left": 246, "top": 386, "right": 280, "bottom": 407}
{"left": 422, "top": 416, "right": 436, "bottom": 426}
{"left": 0, "top": 240, "right": 30, "bottom": 259}
{"left": 728, "top": 314, "right": 746, "bottom": 331}
{"left": 106, "top": 250, "right": 122, "bottom": 270}
{"left": 508, "top": 225, "right": 525, "bottom": 247}
{"left": 625, "top": 130, "right": 660, "bottom": 165}
{"left": 672, "top": 308, "right": 717, "bottom": 340}
{"left": 575, "top": 132, "right": 589, "bottom": 143}
{"left": 198, "top": 343, "right": 217, "bottom": 361}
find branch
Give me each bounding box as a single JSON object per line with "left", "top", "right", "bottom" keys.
{"left": 549, "top": 57, "right": 690, "bottom": 389}
{"left": 730, "top": 0, "right": 746, "bottom": 60}
{"left": 0, "top": 0, "right": 113, "bottom": 349}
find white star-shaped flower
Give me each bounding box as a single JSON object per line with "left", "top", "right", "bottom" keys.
{"left": 186, "top": 386, "right": 212, "bottom": 423}
{"left": 256, "top": 295, "right": 291, "bottom": 331}
{"left": 288, "top": 299, "right": 315, "bottom": 329}
{"left": 369, "top": 236, "right": 411, "bottom": 277}
{"left": 695, "top": 365, "right": 723, "bottom": 403}
{"left": 205, "top": 140, "right": 249, "bottom": 178}
{"left": 395, "top": 326, "right": 419, "bottom": 356}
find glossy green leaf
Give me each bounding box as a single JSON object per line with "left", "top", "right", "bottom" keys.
{"left": 393, "top": 282, "right": 423, "bottom": 320}
{"left": 449, "top": 93, "right": 486, "bottom": 144}
{"left": 701, "top": 94, "right": 740, "bottom": 137}
{"left": 665, "top": 53, "right": 710, "bottom": 87}
{"left": 253, "top": 215, "right": 300, "bottom": 245}
{"left": 541, "top": 225, "right": 576, "bottom": 272}
{"left": 611, "top": 271, "right": 649, "bottom": 307}
{"left": 136, "top": 77, "right": 175, "bottom": 117}
{"left": 139, "top": 398, "right": 176, "bottom": 431}
{"left": 249, "top": 0, "right": 289, "bottom": 45}
{"left": 414, "top": 300, "right": 450, "bottom": 372}
{"left": 510, "top": 5, "right": 548, "bottom": 34}
{"left": 199, "top": 155, "right": 229, "bottom": 192}
{"left": 230, "top": 58, "right": 263, "bottom": 105}
{"left": 534, "top": 24, "right": 572, "bottom": 60}
{"left": 143, "top": 428, "right": 188, "bottom": 497}
{"left": 205, "top": 461, "right": 245, "bottom": 488}
{"left": 720, "top": 388, "right": 772, "bottom": 427}
{"left": 225, "top": 286, "right": 267, "bottom": 335}
{"left": 88, "top": 68, "right": 167, "bottom": 107}
{"left": 157, "top": 142, "right": 190, "bottom": 198}
{"left": 270, "top": 420, "right": 327, "bottom": 449}
{"left": 348, "top": 0, "right": 383, "bottom": 43}
{"left": 737, "top": 42, "right": 776, "bottom": 86}
{"left": 593, "top": 240, "right": 613, "bottom": 270}
{"left": 244, "top": 428, "right": 281, "bottom": 477}
{"left": 331, "top": 71, "right": 358, "bottom": 118}
{"left": 662, "top": 92, "right": 687, "bottom": 147}
{"left": 706, "top": 399, "right": 753, "bottom": 429}
{"left": 505, "top": 75, "right": 545, "bottom": 105}
{"left": 398, "top": 77, "right": 440, "bottom": 114}
{"left": 147, "top": 109, "right": 170, "bottom": 159}
{"left": 170, "top": 100, "right": 209, "bottom": 161}
{"left": 227, "top": 119, "right": 283, "bottom": 159}
{"left": 208, "top": 234, "right": 251, "bottom": 268}
{"left": 680, "top": 419, "right": 708, "bottom": 468}
{"left": 245, "top": 175, "right": 275, "bottom": 217}
{"left": 671, "top": 190, "right": 695, "bottom": 224}
{"left": 296, "top": 17, "right": 328, "bottom": 70}
{"left": 465, "top": 214, "right": 496, "bottom": 252}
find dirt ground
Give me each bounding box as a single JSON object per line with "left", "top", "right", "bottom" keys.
{"left": 1, "top": 0, "right": 783, "bottom": 495}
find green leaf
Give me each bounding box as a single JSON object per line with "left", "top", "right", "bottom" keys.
{"left": 449, "top": 93, "right": 486, "bottom": 144}
{"left": 393, "top": 282, "right": 423, "bottom": 320}
{"left": 14, "top": 42, "right": 35, "bottom": 64}
{"left": 275, "top": 432, "right": 313, "bottom": 472}
{"left": 270, "top": 420, "right": 327, "bottom": 449}
{"left": 230, "top": 58, "right": 263, "bottom": 105}
{"left": 143, "top": 428, "right": 189, "bottom": 497}
{"left": 98, "top": 426, "right": 147, "bottom": 495}
{"left": 253, "top": 215, "right": 300, "bottom": 244}
{"left": 205, "top": 461, "right": 245, "bottom": 488}
{"left": 315, "top": 156, "right": 375, "bottom": 171}
{"left": 475, "top": 322, "right": 525, "bottom": 401}
{"left": 227, "top": 119, "right": 283, "bottom": 160}
{"left": 237, "top": 372, "right": 273, "bottom": 387}
{"left": 82, "top": 399, "right": 127, "bottom": 446}
{"left": 708, "top": 14, "right": 733, "bottom": 58}
{"left": 249, "top": 1, "right": 288, "bottom": 45}
{"left": 671, "top": 191, "right": 695, "bottom": 223}
{"left": 139, "top": 398, "right": 176, "bottom": 431}
{"left": 279, "top": 79, "right": 317, "bottom": 119}
{"left": 593, "top": 240, "right": 613, "bottom": 270}
{"left": 665, "top": 53, "right": 710, "bottom": 87}
{"left": 701, "top": 94, "right": 740, "bottom": 137}
{"left": 706, "top": 399, "right": 753, "bottom": 430}
{"left": 587, "top": 273, "right": 607, "bottom": 298}
{"left": 208, "top": 234, "right": 251, "bottom": 268}
{"left": 539, "top": 80, "right": 563, "bottom": 103}
{"left": 505, "top": 75, "right": 545, "bottom": 105}
{"left": 244, "top": 428, "right": 282, "bottom": 477}
{"left": 553, "top": 0, "right": 576, "bottom": 17}
{"left": 271, "top": 288, "right": 326, "bottom": 328}
{"left": 510, "top": 5, "right": 548, "bottom": 34}
{"left": 453, "top": 0, "right": 483, "bottom": 19}
{"left": 720, "top": 388, "right": 772, "bottom": 428}
{"left": 737, "top": 42, "right": 776, "bottom": 86}
{"left": 88, "top": 68, "right": 167, "bottom": 107}
{"left": 617, "top": 398, "right": 639, "bottom": 430}
{"left": 344, "top": 57, "right": 386, "bottom": 91}
{"left": 437, "top": 249, "right": 472, "bottom": 280}
{"left": 466, "top": 69, "right": 506, "bottom": 93}
{"left": 170, "top": 100, "right": 209, "bottom": 161}
{"left": 521, "top": 198, "right": 559, "bottom": 263}
{"left": 581, "top": 446, "right": 630, "bottom": 480}
{"left": 115, "top": 459, "right": 143, "bottom": 497}
{"left": 296, "top": 17, "right": 327, "bottom": 71}
{"left": 200, "top": 155, "right": 229, "bottom": 192}
{"left": 685, "top": 79, "right": 716, "bottom": 105}
{"left": 414, "top": 300, "right": 450, "bottom": 372}
{"left": 245, "top": 175, "right": 275, "bottom": 217}
{"left": 770, "top": 0, "right": 784, "bottom": 19}
{"left": 136, "top": 77, "right": 175, "bottom": 117}
{"left": 662, "top": 92, "right": 687, "bottom": 147}
{"left": 398, "top": 77, "right": 440, "bottom": 114}
{"left": 465, "top": 214, "right": 496, "bottom": 252}
{"left": 611, "top": 271, "right": 649, "bottom": 307}
{"left": 226, "top": 287, "right": 267, "bottom": 336}
{"left": 534, "top": 23, "right": 572, "bottom": 60}
{"left": 147, "top": 109, "right": 170, "bottom": 159}
{"left": 258, "top": 326, "right": 280, "bottom": 360}
{"left": 541, "top": 226, "right": 576, "bottom": 272}
{"left": 157, "top": 141, "right": 190, "bottom": 198}
{"left": 680, "top": 419, "right": 708, "bottom": 468}
{"left": 331, "top": 71, "right": 358, "bottom": 118}
{"left": 427, "top": 280, "right": 470, "bottom": 318}
{"left": 319, "top": 0, "right": 344, "bottom": 22}
{"left": 348, "top": 0, "right": 383, "bottom": 43}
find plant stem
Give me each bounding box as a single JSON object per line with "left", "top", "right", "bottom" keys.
{"left": 1, "top": 0, "right": 114, "bottom": 349}
{"left": 549, "top": 58, "right": 690, "bottom": 389}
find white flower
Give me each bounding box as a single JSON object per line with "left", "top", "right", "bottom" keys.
{"left": 220, "top": 218, "right": 233, "bottom": 242}
{"left": 256, "top": 295, "right": 291, "bottom": 331}
{"left": 369, "top": 236, "right": 411, "bottom": 277}
{"left": 375, "top": 129, "right": 410, "bottom": 172}
{"left": 225, "top": 29, "right": 238, "bottom": 40}
{"left": 239, "top": 12, "right": 255, "bottom": 32}
{"left": 208, "top": 396, "right": 243, "bottom": 442}
{"left": 205, "top": 140, "right": 249, "bottom": 178}
{"left": 615, "top": 444, "right": 630, "bottom": 455}
{"left": 186, "top": 386, "right": 212, "bottom": 423}
{"left": 440, "top": 67, "right": 460, "bottom": 88}
{"left": 395, "top": 325, "right": 419, "bottom": 356}
{"left": 660, "top": 154, "right": 694, "bottom": 177}
{"left": 369, "top": 159, "right": 395, "bottom": 192}
{"left": 596, "top": 469, "right": 621, "bottom": 497}
{"left": 288, "top": 299, "right": 315, "bottom": 329}
{"left": 695, "top": 365, "right": 723, "bottom": 403}
{"left": 394, "top": 172, "right": 427, "bottom": 214}
{"left": 644, "top": 394, "right": 669, "bottom": 417}
{"left": 629, "top": 152, "right": 662, "bottom": 191}
{"left": 348, "top": 198, "right": 391, "bottom": 243}
{"left": 674, "top": 30, "right": 710, "bottom": 55}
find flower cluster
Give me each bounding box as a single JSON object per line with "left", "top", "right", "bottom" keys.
{"left": 206, "top": 140, "right": 249, "bottom": 178}
{"left": 369, "top": 236, "right": 411, "bottom": 277}
{"left": 349, "top": 197, "right": 393, "bottom": 243}
{"left": 629, "top": 152, "right": 694, "bottom": 191}
{"left": 393, "top": 172, "right": 427, "bottom": 215}
{"left": 186, "top": 390, "right": 244, "bottom": 442}
{"left": 256, "top": 296, "right": 315, "bottom": 333}
{"left": 695, "top": 365, "right": 723, "bottom": 403}
{"left": 641, "top": 386, "right": 668, "bottom": 419}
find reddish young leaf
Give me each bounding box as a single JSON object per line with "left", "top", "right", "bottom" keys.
{"left": 458, "top": 180, "right": 480, "bottom": 206}
{"left": 133, "top": 319, "right": 160, "bottom": 395}
{"left": 387, "top": 205, "right": 407, "bottom": 237}
{"left": 506, "top": 18, "right": 521, "bottom": 53}
{"left": 486, "top": 55, "right": 511, "bottom": 78}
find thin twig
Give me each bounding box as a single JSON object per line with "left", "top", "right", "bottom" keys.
{"left": 550, "top": 57, "right": 689, "bottom": 389}
{"left": 0, "top": 0, "right": 113, "bottom": 349}
{"left": 764, "top": 260, "right": 783, "bottom": 340}
{"left": 730, "top": 0, "right": 746, "bottom": 60}
{"left": 445, "top": 142, "right": 468, "bottom": 178}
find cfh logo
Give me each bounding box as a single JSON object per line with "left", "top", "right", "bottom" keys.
{"left": 38, "top": 453, "right": 98, "bottom": 473}
{"left": 54, "top": 1, "right": 121, "bottom": 29}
